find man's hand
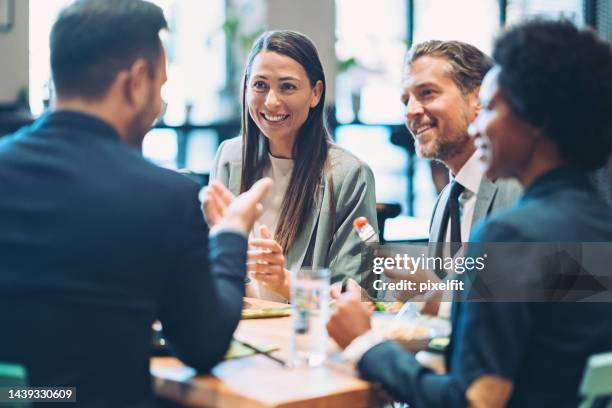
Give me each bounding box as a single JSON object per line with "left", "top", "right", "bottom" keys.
{"left": 248, "top": 225, "right": 291, "bottom": 299}
{"left": 205, "top": 178, "right": 272, "bottom": 234}
{"left": 327, "top": 279, "right": 373, "bottom": 349}
{"left": 330, "top": 278, "right": 368, "bottom": 300}
{"left": 203, "top": 180, "right": 236, "bottom": 226}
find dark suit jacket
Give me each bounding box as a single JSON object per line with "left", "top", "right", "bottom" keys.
{"left": 358, "top": 167, "right": 612, "bottom": 407}
{"left": 0, "top": 111, "right": 247, "bottom": 407}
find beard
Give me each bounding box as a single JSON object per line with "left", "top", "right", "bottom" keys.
{"left": 414, "top": 108, "right": 474, "bottom": 163}
{"left": 125, "top": 86, "right": 160, "bottom": 150}
{"left": 416, "top": 130, "right": 471, "bottom": 162}
{"left": 125, "top": 112, "right": 152, "bottom": 150}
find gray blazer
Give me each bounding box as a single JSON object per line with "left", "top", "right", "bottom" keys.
{"left": 210, "top": 136, "right": 378, "bottom": 283}
{"left": 429, "top": 177, "right": 523, "bottom": 242}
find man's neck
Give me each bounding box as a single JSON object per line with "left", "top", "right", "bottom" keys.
{"left": 444, "top": 144, "right": 476, "bottom": 177}
{"left": 54, "top": 98, "right": 127, "bottom": 140}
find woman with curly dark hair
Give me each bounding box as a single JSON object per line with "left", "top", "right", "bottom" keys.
{"left": 459, "top": 19, "right": 612, "bottom": 407}
{"left": 326, "top": 19, "right": 612, "bottom": 408}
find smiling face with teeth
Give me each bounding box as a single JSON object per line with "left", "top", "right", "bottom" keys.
{"left": 401, "top": 55, "right": 481, "bottom": 174}
{"left": 246, "top": 51, "right": 323, "bottom": 158}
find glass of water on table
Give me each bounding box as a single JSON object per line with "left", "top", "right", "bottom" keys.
{"left": 290, "top": 267, "right": 331, "bottom": 367}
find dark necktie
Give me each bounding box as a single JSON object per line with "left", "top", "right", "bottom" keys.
{"left": 448, "top": 180, "right": 465, "bottom": 256}
{"left": 445, "top": 180, "right": 465, "bottom": 370}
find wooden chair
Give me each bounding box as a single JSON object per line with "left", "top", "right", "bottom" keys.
{"left": 580, "top": 351, "right": 612, "bottom": 408}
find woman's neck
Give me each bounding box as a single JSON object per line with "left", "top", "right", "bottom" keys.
{"left": 517, "top": 138, "right": 565, "bottom": 188}
{"left": 268, "top": 139, "right": 295, "bottom": 159}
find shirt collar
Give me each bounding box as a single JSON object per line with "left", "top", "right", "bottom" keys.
{"left": 451, "top": 151, "right": 484, "bottom": 195}
{"left": 32, "top": 110, "right": 122, "bottom": 141}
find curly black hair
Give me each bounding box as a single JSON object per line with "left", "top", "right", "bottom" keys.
{"left": 493, "top": 19, "right": 612, "bottom": 170}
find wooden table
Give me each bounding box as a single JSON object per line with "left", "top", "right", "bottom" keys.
{"left": 151, "top": 298, "right": 379, "bottom": 408}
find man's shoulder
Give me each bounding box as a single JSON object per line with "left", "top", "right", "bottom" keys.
{"left": 489, "top": 177, "right": 523, "bottom": 208}
{"left": 494, "top": 178, "right": 523, "bottom": 195}
{"left": 0, "top": 125, "right": 39, "bottom": 156}
{"left": 130, "top": 158, "right": 201, "bottom": 199}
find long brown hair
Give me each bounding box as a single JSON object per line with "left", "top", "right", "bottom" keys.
{"left": 240, "top": 30, "right": 334, "bottom": 252}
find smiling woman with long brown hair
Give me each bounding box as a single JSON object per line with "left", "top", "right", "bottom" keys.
{"left": 208, "top": 30, "right": 377, "bottom": 301}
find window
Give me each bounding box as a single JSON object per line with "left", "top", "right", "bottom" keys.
{"left": 335, "top": 0, "right": 407, "bottom": 124}
{"left": 29, "top": 0, "right": 227, "bottom": 170}
{"left": 506, "top": 0, "right": 585, "bottom": 27}
{"left": 412, "top": 0, "right": 500, "bottom": 55}
{"left": 29, "top": 0, "right": 72, "bottom": 116}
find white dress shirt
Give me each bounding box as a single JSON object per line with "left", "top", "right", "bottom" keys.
{"left": 444, "top": 151, "right": 484, "bottom": 244}
{"left": 437, "top": 151, "right": 484, "bottom": 317}
{"left": 246, "top": 154, "right": 293, "bottom": 302}
{"left": 344, "top": 152, "right": 485, "bottom": 364}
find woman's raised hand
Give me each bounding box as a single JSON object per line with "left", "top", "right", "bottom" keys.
{"left": 248, "top": 224, "right": 291, "bottom": 299}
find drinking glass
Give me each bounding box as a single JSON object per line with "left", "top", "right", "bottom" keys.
{"left": 290, "top": 267, "right": 330, "bottom": 367}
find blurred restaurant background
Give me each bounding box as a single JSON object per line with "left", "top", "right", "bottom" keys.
{"left": 1, "top": 0, "right": 611, "bottom": 240}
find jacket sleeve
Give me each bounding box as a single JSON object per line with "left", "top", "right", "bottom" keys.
{"left": 453, "top": 220, "right": 532, "bottom": 382}
{"left": 358, "top": 340, "right": 467, "bottom": 407}
{"left": 327, "top": 162, "right": 378, "bottom": 285}
{"left": 357, "top": 220, "right": 531, "bottom": 407}
{"left": 158, "top": 182, "right": 246, "bottom": 372}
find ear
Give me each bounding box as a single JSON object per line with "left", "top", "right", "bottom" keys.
{"left": 124, "top": 58, "right": 151, "bottom": 108}
{"left": 310, "top": 80, "right": 324, "bottom": 108}
{"left": 469, "top": 85, "right": 482, "bottom": 118}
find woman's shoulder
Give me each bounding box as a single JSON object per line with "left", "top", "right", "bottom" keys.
{"left": 216, "top": 136, "right": 243, "bottom": 163}
{"left": 474, "top": 190, "right": 612, "bottom": 242}
{"left": 327, "top": 143, "right": 373, "bottom": 179}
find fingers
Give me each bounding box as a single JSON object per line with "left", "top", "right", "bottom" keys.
{"left": 219, "top": 178, "right": 273, "bottom": 233}
{"left": 341, "top": 279, "right": 362, "bottom": 301}
{"left": 330, "top": 283, "right": 342, "bottom": 300}
{"left": 346, "top": 279, "right": 361, "bottom": 296}
{"left": 247, "top": 262, "right": 283, "bottom": 274}
{"left": 336, "top": 279, "right": 372, "bottom": 316}
{"left": 249, "top": 238, "right": 283, "bottom": 253}
{"left": 210, "top": 181, "right": 235, "bottom": 206}
{"left": 248, "top": 264, "right": 284, "bottom": 287}
{"left": 326, "top": 320, "right": 344, "bottom": 348}
{"left": 243, "top": 178, "right": 273, "bottom": 207}
{"left": 202, "top": 187, "right": 225, "bottom": 225}
{"left": 327, "top": 295, "right": 373, "bottom": 349}
{"left": 259, "top": 224, "right": 272, "bottom": 239}
{"left": 248, "top": 250, "right": 284, "bottom": 265}
{"left": 252, "top": 271, "right": 283, "bottom": 284}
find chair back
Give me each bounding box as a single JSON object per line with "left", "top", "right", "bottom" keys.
{"left": 376, "top": 203, "right": 401, "bottom": 244}
{"left": 580, "top": 352, "right": 612, "bottom": 408}
{"left": 0, "top": 362, "right": 31, "bottom": 407}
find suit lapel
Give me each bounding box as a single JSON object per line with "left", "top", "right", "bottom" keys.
{"left": 471, "top": 178, "right": 498, "bottom": 228}
{"left": 285, "top": 182, "right": 324, "bottom": 273}
{"left": 228, "top": 161, "right": 242, "bottom": 195}
{"left": 430, "top": 184, "right": 451, "bottom": 242}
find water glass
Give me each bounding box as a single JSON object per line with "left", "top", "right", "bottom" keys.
{"left": 290, "top": 267, "right": 330, "bottom": 367}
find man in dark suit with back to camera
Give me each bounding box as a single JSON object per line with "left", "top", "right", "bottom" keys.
{"left": 0, "top": 1, "right": 271, "bottom": 406}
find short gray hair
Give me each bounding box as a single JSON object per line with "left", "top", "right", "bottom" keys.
{"left": 405, "top": 40, "right": 493, "bottom": 94}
